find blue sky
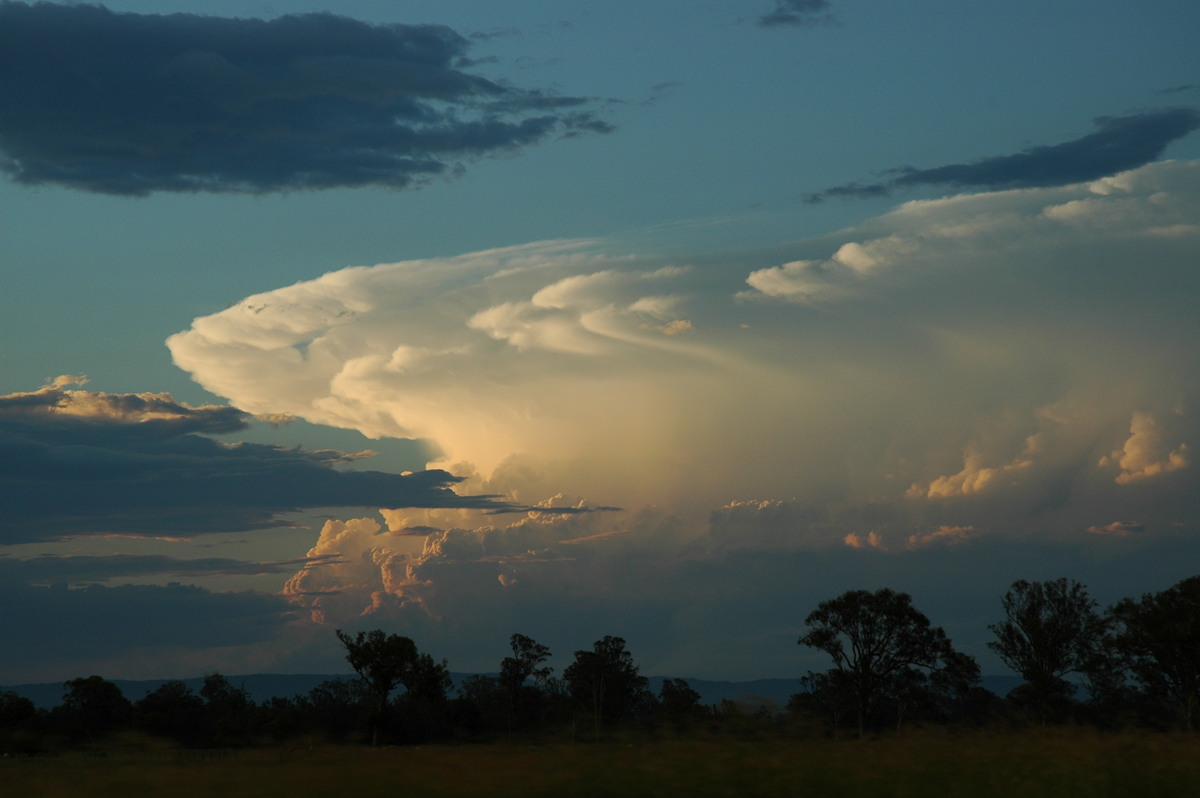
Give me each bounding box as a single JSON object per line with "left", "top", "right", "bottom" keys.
{"left": 2, "top": 0, "right": 1199, "bottom": 686}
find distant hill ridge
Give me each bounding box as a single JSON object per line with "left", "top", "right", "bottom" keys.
{"left": 4, "top": 673, "right": 1022, "bottom": 711}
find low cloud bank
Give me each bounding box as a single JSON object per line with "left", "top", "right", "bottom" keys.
{"left": 0, "top": 379, "right": 512, "bottom": 543}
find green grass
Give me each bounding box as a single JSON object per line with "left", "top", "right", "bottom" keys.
{"left": 5, "top": 728, "right": 1200, "bottom": 797}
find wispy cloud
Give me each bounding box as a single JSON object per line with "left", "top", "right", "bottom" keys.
{"left": 1086, "top": 521, "right": 1146, "bottom": 537}
{"left": 758, "top": 0, "right": 835, "bottom": 28}
{"left": 806, "top": 109, "right": 1200, "bottom": 202}
{"left": 0, "top": 4, "right": 612, "bottom": 195}
{"left": 906, "top": 525, "right": 975, "bottom": 550}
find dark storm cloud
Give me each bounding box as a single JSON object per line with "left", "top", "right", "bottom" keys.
{"left": 0, "top": 381, "right": 247, "bottom": 435}
{"left": 758, "top": 0, "right": 835, "bottom": 28}
{"left": 806, "top": 108, "right": 1200, "bottom": 201}
{"left": 0, "top": 382, "right": 513, "bottom": 543}
{"left": 0, "top": 552, "right": 342, "bottom": 585}
{"left": 0, "top": 580, "right": 295, "bottom": 667}
{"left": 0, "top": 2, "right": 611, "bottom": 195}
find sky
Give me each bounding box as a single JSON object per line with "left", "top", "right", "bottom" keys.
{"left": 2, "top": 0, "right": 1199, "bottom": 687}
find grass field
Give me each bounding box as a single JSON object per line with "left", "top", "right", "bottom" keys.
{"left": 5, "top": 727, "right": 1200, "bottom": 798}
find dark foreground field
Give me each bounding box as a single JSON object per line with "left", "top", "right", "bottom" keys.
{"left": 6, "top": 728, "right": 1200, "bottom": 798}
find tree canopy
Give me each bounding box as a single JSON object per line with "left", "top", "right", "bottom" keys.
{"left": 335, "top": 629, "right": 449, "bottom": 744}
{"left": 799, "top": 587, "right": 979, "bottom": 736}
{"left": 8, "top": 574, "right": 1200, "bottom": 750}
{"left": 563, "top": 635, "right": 652, "bottom": 737}
{"left": 987, "top": 578, "right": 1109, "bottom": 721}
{"left": 59, "top": 675, "right": 132, "bottom": 741}
{"left": 1110, "top": 575, "right": 1200, "bottom": 731}
{"left": 500, "top": 633, "right": 553, "bottom": 691}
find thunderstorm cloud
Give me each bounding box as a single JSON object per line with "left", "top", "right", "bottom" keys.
{"left": 8, "top": 161, "right": 1200, "bottom": 681}
{"left": 164, "top": 160, "right": 1200, "bottom": 675}
{"left": 171, "top": 160, "right": 1200, "bottom": 523}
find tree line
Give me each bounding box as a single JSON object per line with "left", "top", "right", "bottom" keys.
{"left": 1, "top": 573, "right": 1197, "bottom": 750}
{"left": 794, "top": 574, "right": 1200, "bottom": 736}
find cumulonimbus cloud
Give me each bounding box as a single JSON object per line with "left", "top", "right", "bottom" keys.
{"left": 170, "top": 161, "right": 1200, "bottom": 537}
{"left": 165, "top": 160, "right": 1200, "bottom": 677}
{"left": 0, "top": 3, "right": 612, "bottom": 195}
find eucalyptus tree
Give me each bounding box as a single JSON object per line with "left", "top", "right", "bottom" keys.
{"left": 133, "top": 681, "right": 205, "bottom": 745}
{"left": 335, "top": 629, "right": 448, "bottom": 744}
{"left": 564, "top": 635, "right": 653, "bottom": 738}
{"left": 1110, "top": 575, "right": 1200, "bottom": 731}
{"left": 500, "top": 633, "right": 554, "bottom": 691}
{"left": 658, "top": 678, "right": 706, "bottom": 728}
{"left": 499, "top": 633, "right": 554, "bottom": 732}
{"left": 798, "top": 588, "right": 979, "bottom": 737}
{"left": 987, "top": 578, "right": 1110, "bottom": 722}
{"left": 57, "top": 675, "right": 132, "bottom": 742}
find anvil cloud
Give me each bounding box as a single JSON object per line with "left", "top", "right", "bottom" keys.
{"left": 4, "top": 1, "right": 1199, "bottom": 685}
{"left": 165, "top": 162, "right": 1200, "bottom": 674}
{"left": 171, "top": 161, "right": 1200, "bottom": 517}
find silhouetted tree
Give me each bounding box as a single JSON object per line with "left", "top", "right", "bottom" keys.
{"left": 798, "top": 588, "right": 979, "bottom": 737}
{"left": 987, "top": 578, "right": 1109, "bottom": 723}
{"left": 134, "top": 681, "right": 206, "bottom": 745}
{"left": 453, "top": 674, "right": 504, "bottom": 737}
{"left": 564, "top": 635, "right": 653, "bottom": 739}
{"left": 257, "top": 696, "right": 307, "bottom": 742}
{"left": 499, "top": 633, "right": 554, "bottom": 733}
{"left": 337, "top": 629, "right": 418, "bottom": 744}
{"left": 335, "top": 629, "right": 449, "bottom": 744}
{"left": 0, "top": 690, "right": 39, "bottom": 751}
{"left": 501, "top": 633, "right": 553, "bottom": 690}
{"left": 796, "top": 669, "right": 856, "bottom": 734}
{"left": 306, "top": 677, "right": 370, "bottom": 742}
{"left": 391, "top": 648, "right": 452, "bottom": 743}
{"left": 57, "top": 676, "right": 131, "bottom": 742}
{"left": 658, "top": 678, "right": 705, "bottom": 729}
{"left": 201, "top": 673, "right": 254, "bottom": 744}
{"left": 1110, "top": 574, "right": 1200, "bottom": 731}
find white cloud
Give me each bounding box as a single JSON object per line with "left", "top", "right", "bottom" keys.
{"left": 744, "top": 259, "right": 839, "bottom": 302}
{"left": 908, "top": 442, "right": 1036, "bottom": 500}
{"left": 171, "top": 161, "right": 1200, "bottom": 563}
{"left": 282, "top": 517, "right": 420, "bottom": 623}
{"left": 1100, "top": 411, "right": 1190, "bottom": 484}
{"left": 744, "top": 161, "right": 1200, "bottom": 305}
